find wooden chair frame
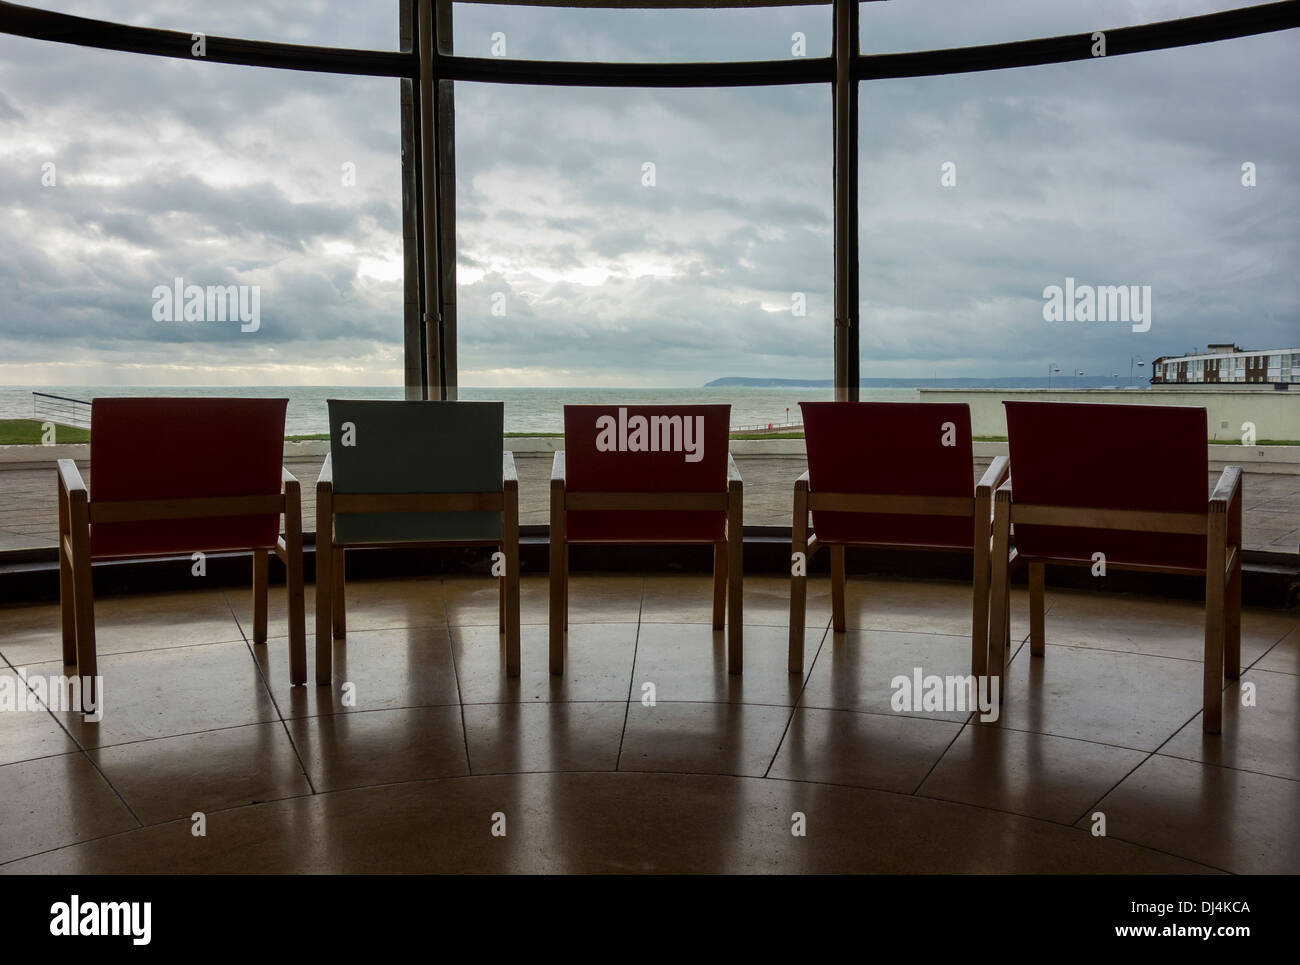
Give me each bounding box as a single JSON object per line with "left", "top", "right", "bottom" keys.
{"left": 549, "top": 450, "right": 744, "bottom": 675}
{"left": 988, "top": 465, "right": 1242, "bottom": 733}
{"left": 788, "top": 456, "right": 1010, "bottom": 676}
{"left": 57, "top": 458, "right": 307, "bottom": 699}
{"left": 314, "top": 450, "right": 520, "bottom": 686}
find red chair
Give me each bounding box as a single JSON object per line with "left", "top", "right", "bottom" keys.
{"left": 989, "top": 401, "right": 1241, "bottom": 733}
{"left": 789, "top": 402, "right": 1009, "bottom": 675}
{"left": 57, "top": 398, "right": 306, "bottom": 701}
{"left": 551, "top": 404, "right": 742, "bottom": 673}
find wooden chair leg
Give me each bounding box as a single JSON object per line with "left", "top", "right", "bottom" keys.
{"left": 830, "top": 544, "right": 846, "bottom": 632}
{"left": 712, "top": 542, "right": 727, "bottom": 631}
{"left": 58, "top": 488, "right": 76, "bottom": 667}
{"left": 314, "top": 482, "right": 334, "bottom": 687}
{"left": 1001, "top": 573, "right": 1012, "bottom": 706}
{"left": 789, "top": 479, "right": 809, "bottom": 674}
{"left": 498, "top": 551, "right": 507, "bottom": 634}
{"left": 988, "top": 489, "right": 1012, "bottom": 701}
{"left": 252, "top": 549, "right": 269, "bottom": 644}
{"left": 1225, "top": 559, "right": 1241, "bottom": 680}
{"left": 506, "top": 544, "right": 521, "bottom": 679}
{"left": 1003, "top": 577, "right": 1011, "bottom": 652}
{"left": 282, "top": 478, "right": 307, "bottom": 687}
{"left": 970, "top": 545, "right": 990, "bottom": 680}
{"left": 549, "top": 478, "right": 566, "bottom": 675}
{"left": 1203, "top": 511, "right": 1228, "bottom": 734}
{"left": 563, "top": 543, "right": 569, "bottom": 632}
{"left": 503, "top": 486, "right": 521, "bottom": 678}
{"left": 1028, "top": 561, "right": 1045, "bottom": 657}
{"left": 1225, "top": 496, "right": 1242, "bottom": 679}
{"left": 331, "top": 547, "right": 346, "bottom": 639}
{"left": 726, "top": 482, "right": 743, "bottom": 674}
{"left": 68, "top": 493, "right": 97, "bottom": 708}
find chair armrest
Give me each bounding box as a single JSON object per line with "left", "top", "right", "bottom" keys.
{"left": 976, "top": 455, "right": 1009, "bottom": 496}
{"left": 58, "top": 459, "right": 87, "bottom": 497}
{"left": 727, "top": 451, "right": 743, "bottom": 489}
{"left": 282, "top": 466, "right": 300, "bottom": 493}
{"left": 793, "top": 468, "right": 810, "bottom": 493}
{"left": 1209, "top": 465, "right": 1242, "bottom": 511}
{"left": 503, "top": 451, "right": 518, "bottom": 490}
{"left": 550, "top": 450, "right": 566, "bottom": 489}
{"left": 316, "top": 452, "right": 332, "bottom": 490}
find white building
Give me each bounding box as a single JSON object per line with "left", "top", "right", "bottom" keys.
{"left": 1150, "top": 344, "right": 1299, "bottom": 385}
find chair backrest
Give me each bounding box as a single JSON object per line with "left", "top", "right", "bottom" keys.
{"left": 327, "top": 400, "right": 503, "bottom": 545}
{"left": 1004, "top": 401, "right": 1208, "bottom": 570}
{"left": 89, "top": 397, "right": 287, "bottom": 558}
{"left": 563, "top": 404, "right": 729, "bottom": 543}
{"left": 801, "top": 401, "right": 975, "bottom": 548}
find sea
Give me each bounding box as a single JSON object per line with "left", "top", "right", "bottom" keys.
{"left": 0, "top": 385, "right": 924, "bottom": 436}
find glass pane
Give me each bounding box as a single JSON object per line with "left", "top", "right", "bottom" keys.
{"left": 856, "top": 30, "right": 1297, "bottom": 402}
{"left": 455, "top": 81, "right": 833, "bottom": 430}
{"left": 452, "top": 2, "right": 831, "bottom": 62}
{"left": 21, "top": 1, "right": 401, "bottom": 50}
{"left": 860, "top": 0, "right": 1282, "bottom": 55}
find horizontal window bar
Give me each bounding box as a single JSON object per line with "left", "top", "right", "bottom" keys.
{"left": 435, "top": 53, "right": 833, "bottom": 86}
{"left": 858, "top": 1, "right": 1300, "bottom": 80}
{"left": 1, "top": 2, "right": 1295, "bottom": 84}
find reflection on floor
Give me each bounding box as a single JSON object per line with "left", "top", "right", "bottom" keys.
{"left": 1, "top": 574, "right": 1297, "bottom": 873}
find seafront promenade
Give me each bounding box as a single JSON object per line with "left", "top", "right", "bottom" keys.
{"left": 918, "top": 386, "right": 1299, "bottom": 441}
{"left": 0, "top": 446, "right": 1296, "bottom": 555}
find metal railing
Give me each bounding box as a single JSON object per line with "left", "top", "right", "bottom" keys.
{"left": 731, "top": 420, "right": 804, "bottom": 435}
{"left": 32, "top": 392, "right": 91, "bottom": 429}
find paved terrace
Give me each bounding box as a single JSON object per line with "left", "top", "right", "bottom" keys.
{"left": 2, "top": 574, "right": 1298, "bottom": 872}
{"left": 0, "top": 452, "right": 1296, "bottom": 555}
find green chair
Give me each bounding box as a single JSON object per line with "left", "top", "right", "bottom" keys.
{"left": 315, "top": 400, "right": 519, "bottom": 684}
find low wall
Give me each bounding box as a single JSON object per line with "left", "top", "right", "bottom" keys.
{"left": 918, "top": 387, "right": 1299, "bottom": 443}
{"left": 3, "top": 436, "right": 1297, "bottom": 473}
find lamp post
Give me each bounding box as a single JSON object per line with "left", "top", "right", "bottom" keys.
{"left": 1047, "top": 363, "right": 1060, "bottom": 390}
{"left": 1129, "top": 356, "right": 1143, "bottom": 387}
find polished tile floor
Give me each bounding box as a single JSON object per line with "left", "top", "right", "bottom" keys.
{"left": 1, "top": 573, "right": 1297, "bottom": 874}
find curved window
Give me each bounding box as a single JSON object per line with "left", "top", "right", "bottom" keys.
{"left": 0, "top": 0, "right": 1295, "bottom": 417}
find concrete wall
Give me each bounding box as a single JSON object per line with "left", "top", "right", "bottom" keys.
{"left": 5, "top": 436, "right": 1297, "bottom": 473}
{"left": 918, "top": 387, "right": 1300, "bottom": 443}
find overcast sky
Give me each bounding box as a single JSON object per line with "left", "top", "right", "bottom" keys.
{"left": 0, "top": 1, "right": 1295, "bottom": 387}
